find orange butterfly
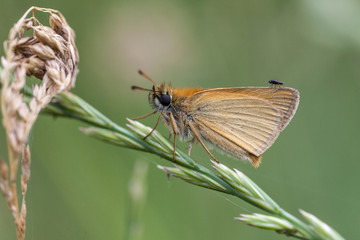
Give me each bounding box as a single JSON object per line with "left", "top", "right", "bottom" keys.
{"left": 132, "top": 70, "right": 299, "bottom": 167}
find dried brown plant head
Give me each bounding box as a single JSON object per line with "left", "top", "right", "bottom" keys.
{"left": 0, "top": 7, "right": 79, "bottom": 240}
{"left": 1, "top": 6, "right": 79, "bottom": 153}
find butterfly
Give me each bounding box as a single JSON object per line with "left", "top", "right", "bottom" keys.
{"left": 132, "top": 70, "right": 299, "bottom": 167}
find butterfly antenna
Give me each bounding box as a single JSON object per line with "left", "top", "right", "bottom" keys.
{"left": 138, "top": 69, "right": 161, "bottom": 89}
{"left": 131, "top": 86, "right": 151, "bottom": 91}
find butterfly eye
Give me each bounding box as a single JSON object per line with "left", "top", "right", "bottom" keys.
{"left": 159, "top": 94, "right": 171, "bottom": 106}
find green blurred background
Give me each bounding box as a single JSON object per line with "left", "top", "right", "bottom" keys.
{"left": 1, "top": 0, "right": 359, "bottom": 239}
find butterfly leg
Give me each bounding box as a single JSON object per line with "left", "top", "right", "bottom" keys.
{"left": 167, "top": 112, "right": 177, "bottom": 161}
{"left": 188, "top": 122, "right": 219, "bottom": 163}
{"left": 143, "top": 114, "right": 161, "bottom": 140}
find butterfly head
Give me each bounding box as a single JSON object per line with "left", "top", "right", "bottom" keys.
{"left": 131, "top": 70, "right": 173, "bottom": 111}
{"left": 149, "top": 83, "right": 173, "bottom": 111}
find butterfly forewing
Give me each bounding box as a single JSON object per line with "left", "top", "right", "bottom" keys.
{"left": 185, "top": 87, "right": 299, "bottom": 158}
{"left": 246, "top": 87, "right": 300, "bottom": 130}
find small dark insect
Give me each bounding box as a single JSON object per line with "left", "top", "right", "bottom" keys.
{"left": 268, "top": 79, "right": 284, "bottom": 86}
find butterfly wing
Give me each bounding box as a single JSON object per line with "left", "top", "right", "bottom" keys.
{"left": 185, "top": 87, "right": 299, "bottom": 165}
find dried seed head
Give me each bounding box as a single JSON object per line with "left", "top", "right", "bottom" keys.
{"left": 1, "top": 8, "right": 78, "bottom": 238}
{"left": 1, "top": 7, "right": 79, "bottom": 153}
